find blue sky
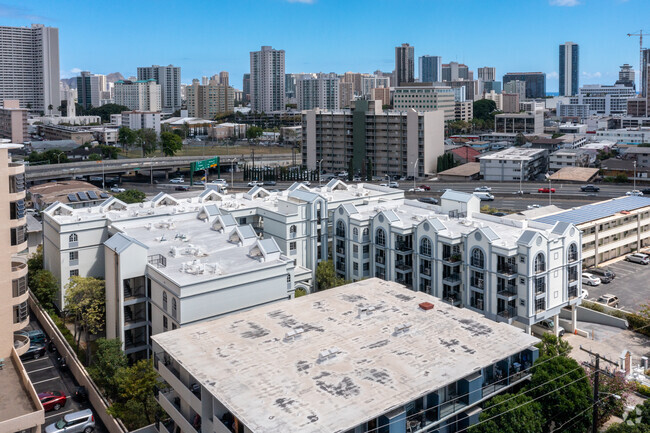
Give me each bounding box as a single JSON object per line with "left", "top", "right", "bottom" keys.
{"left": 2, "top": 0, "right": 648, "bottom": 92}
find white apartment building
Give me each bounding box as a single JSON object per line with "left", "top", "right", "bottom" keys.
{"left": 361, "top": 75, "right": 390, "bottom": 96}
{"left": 549, "top": 148, "right": 590, "bottom": 171}
{"left": 557, "top": 102, "right": 591, "bottom": 119}
{"left": 0, "top": 24, "right": 60, "bottom": 112}
{"left": 455, "top": 100, "right": 473, "bottom": 122}
{"left": 121, "top": 111, "right": 161, "bottom": 134}
{"left": 250, "top": 46, "right": 285, "bottom": 112}
{"left": 302, "top": 100, "right": 445, "bottom": 177}
{"left": 114, "top": 79, "right": 162, "bottom": 112}
{"left": 570, "top": 84, "right": 636, "bottom": 115}
{"left": 495, "top": 111, "right": 544, "bottom": 134}
{"left": 479, "top": 147, "right": 548, "bottom": 181}
{"left": 296, "top": 73, "right": 340, "bottom": 110}
{"left": 137, "top": 65, "right": 182, "bottom": 113}
{"left": 392, "top": 86, "right": 456, "bottom": 121}
{"left": 595, "top": 128, "right": 650, "bottom": 145}
{"left": 332, "top": 191, "right": 582, "bottom": 331}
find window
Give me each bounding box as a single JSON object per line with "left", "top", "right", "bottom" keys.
{"left": 420, "top": 238, "right": 432, "bottom": 256}
{"left": 290, "top": 242, "right": 297, "bottom": 252}
{"left": 289, "top": 225, "right": 297, "bottom": 235}
{"left": 353, "top": 245, "right": 358, "bottom": 253}
{"left": 363, "top": 245, "right": 369, "bottom": 254}
{"left": 163, "top": 292, "right": 168, "bottom": 311}
{"left": 363, "top": 262, "right": 369, "bottom": 271}
{"left": 520, "top": 255, "right": 525, "bottom": 263}
{"left": 471, "top": 248, "right": 484, "bottom": 268}
{"left": 172, "top": 324, "right": 177, "bottom": 330}
{"left": 287, "top": 275, "right": 291, "bottom": 282}
{"left": 336, "top": 220, "right": 346, "bottom": 237}
{"left": 353, "top": 262, "right": 358, "bottom": 273}
{"left": 535, "top": 297, "right": 546, "bottom": 312}
{"left": 172, "top": 298, "right": 177, "bottom": 319}
{"left": 353, "top": 228, "right": 359, "bottom": 238}
{"left": 534, "top": 253, "right": 546, "bottom": 273}
{"left": 69, "top": 251, "right": 79, "bottom": 263}
{"left": 376, "top": 229, "right": 386, "bottom": 246}
{"left": 69, "top": 233, "right": 78, "bottom": 246}
{"left": 163, "top": 316, "right": 168, "bottom": 331}
{"left": 13, "top": 301, "right": 28, "bottom": 324}
{"left": 70, "top": 269, "right": 79, "bottom": 277}
{"left": 12, "top": 275, "right": 27, "bottom": 297}
{"left": 568, "top": 243, "right": 578, "bottom": 262}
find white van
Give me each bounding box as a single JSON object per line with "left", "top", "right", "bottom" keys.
{"left": 473, "top": 192, "right": 494, "bottom": 201}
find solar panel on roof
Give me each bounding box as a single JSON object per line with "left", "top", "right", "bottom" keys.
{"left": 100, "top": 192, "right": 109, "bottom": 199}
{"left": 87, "top": 191, "right": 98, "bottom": 200}
{"left": 534, "top": 196, "right": 650, "bottom": 226}
{"left": 67, "top": 193, "right": 79, "bottom": 202}
{"left": 77, "top": 191, "right": 89, "bottom": 201}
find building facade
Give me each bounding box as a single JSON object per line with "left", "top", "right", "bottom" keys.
{"left": 114, "top": 80, "right": 162, "bottom": 112}
{"left": 478, "top": 66, "right": 496, "bottom": 82}
{"left": 296, "top": 73, "right": 340, "bottom": 110}
{"left": 392, "top": 86, "right": 456, "bottom": 120}
{"left": 502, "top": 93, "right": 520, "bottom": 113}
{"left": 442, "top": 62, "right": 470, "bottom": 81}
{"left": 503, "top": 73, "right": 546, "bottom": 99}
{"left": 0, "top": 100, "right": 28, "bottom": 144}
{"left": 549, "top": 148, "right": 590, "bottom": 171}
{"left": 137, "top": 65, "right": 182, "bottom": 113}
{"left": 361, "top": 76, "right": 390, "bottom": 96}
{"left": 479, "top": 147, "right": 548, "bottom": 181}
{"left": 121, "top": 111, "right": 161, "bottom": 134}
{"left": 0, "top": 24, "right": 60, "bottom": 112}
{"left": 504, "top": 80, "right": 526, "bottom": 102}
{"left": 494, "top": 111, "right": 544, "bottom": 134}
{"left": 557, "top": 102, "right": 591, "bottom": 119}
{"left": 559, "top": 42, "right": 579, "bottom": 96}
{"left": 419, "top": 55, "right": 442, "bottom": 83}
{"left": 185, "top": 80, "right": 235, "bottom": 119}
{"left": 250, "top": 46, "right": 286, "bottom": 112}
{"left": 76, "top": 71, "right": 106, "bottom": 109}
{"left": 569, "top": 84, "right": 636, "bottom": 115}
{"left": 395, "top": 43, "right": 415, "bottom": 86}
{"left": 455, "top": 100, "right": 473, "bottom": 122}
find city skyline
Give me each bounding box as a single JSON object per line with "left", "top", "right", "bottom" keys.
{"left": 2, "top": 0, "right": 649, "bottom": 92}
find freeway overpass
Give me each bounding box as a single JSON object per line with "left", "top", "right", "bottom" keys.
{"left": 25, "top": 154, "right": 292, "bottom": 183}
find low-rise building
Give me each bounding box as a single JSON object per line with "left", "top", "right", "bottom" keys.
{"left": 569, "top": 84, "right": 636, "bottom": 115}
{"left": 0, "top": 100, "right": 28, "bottom": 144}
{"left": 37, "top": 124, "right": 95, "bottom": 145}
{"left": 621, "top": 146, "right": 650, "bottom": 168}
{"left": 479, "top": 147, "right": 548, "bottom": 181}
{"left": 121, "top": 111, "right": 161, "bottom": 134}
{"left": 455, "top": 100, "right": 473, "bottom": 121}
{"left": 90, "top": 126, "right": 119, "bottom": 144}
{"left": 494, "top": 111, "right": 544, "bottom": 135}
{"left": 209, "top": 122, "right": 248, "bottom": 140}
{"left": 161, "top": 117, "right": 214, "bottom": 137}
{"left": 29, "top": 180, "right": 107, "bottom": 210}
{"left": 595, "top": 128, "right": 650, "bottom": 145}
{"left": 392, "top": 86, "right": 456, "bottom": 120}
{"left": 549, "top": 148, "right": 590, "bottom": 171}
{"left": 153, "top": 278, "right": 541, "bottom": 433}
{"left": 557, "top": 102, "right": 591, "bottom": 119}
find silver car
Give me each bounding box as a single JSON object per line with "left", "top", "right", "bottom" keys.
{"left": 45, "top": 409, "right": 95, "bottom": 433}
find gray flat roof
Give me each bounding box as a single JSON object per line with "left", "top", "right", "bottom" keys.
{"left": 534, "top": 196, "right": 650, "bottom": 225}
{"left": 153, "top": 279, "right": 539, "bottom": 433}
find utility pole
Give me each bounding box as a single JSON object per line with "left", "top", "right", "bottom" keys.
{"left": 579, "top": 346, "right": 619, "bottom": 433}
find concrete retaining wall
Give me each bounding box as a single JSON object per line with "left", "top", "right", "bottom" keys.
{"left": 28, "top": 294, "right": 128, "bottom": 433}
{"left": 560, "top": 305, "right": 628, "bottom": 329}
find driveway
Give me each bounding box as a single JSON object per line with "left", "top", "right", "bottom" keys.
{"left": 584, "top": 259, "right": 650, "bottom": 313}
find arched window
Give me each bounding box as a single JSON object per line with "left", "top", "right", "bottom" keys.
{"left": 568, "top": 244, "right": 578, "bottom": 262}
{"left": 376, "top": 228, "right": 386, "bottom": 246}
{"left": 534, "top": 253, "right": 546, "bottom": 273}
{"left": 420, "top": 238, "right": 432, "bottom": 256}
{"left": 69, "top": 233, "right": 78, "bottom": 243}
{"left": 362, "top": 228, "right": 369, "bottom": 239}
{"left": 336, "top": 220, "right": 346, "bottom": 237}
{"left": 172, "top": 298, "right": 177, "bottom": 319}
{"left": 162, "top": 292, "right": 168, "bottom": 311}
{"left": 289, "top": 225, "right": 297, "bottom": 234}
{"left": 353, "top": 227, "right": 359, "bottom": 238}
{"left": 471, "top": 248, "right": 484, "bottom": 268}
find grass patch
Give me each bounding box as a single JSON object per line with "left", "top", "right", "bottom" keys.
{"left": 122, "top": 144, "right": 292, "bottom": 159}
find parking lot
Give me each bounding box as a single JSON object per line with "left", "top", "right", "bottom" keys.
{"left": 584, "top": 258, "right": 650, "bottom": 313}
{"left": 21, "top": 317, "right": 106, "bottom": 432}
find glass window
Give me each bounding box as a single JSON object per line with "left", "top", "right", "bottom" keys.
{"left": 376, "top": 229, "right": 386, "bottom": 246}
{"left": 289, "top": 225, "right": 297, "bottom": 234}
{"left": 172, "top": 298, "right": 177, "bottom": 319}
{"left": 290, "top": 242, "right": 297, "bottom": 251}
{"left": 69, "top": 233, "right": 78, "bottom": 244}
{"left": 420, "top": 238, "right": 432, "bottom": 256}
{"left": 471, "top": 248, "right": 484, "bottom": 268}
{"left": 163, "top": 292, "right": 168, "bottom": 311}
{"left": 534, "top": 253, "right": 546, "bottom": 273}
{"left": 69, "top": 269, "right": 79, "bottom": 277}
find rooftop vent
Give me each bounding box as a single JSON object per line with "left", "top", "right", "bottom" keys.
{"left": 317, "top": 347, "right": 341, "bottom": 363}
{"left": 419, "top": 302, "right": 434, "bottom": 311}
{"left": 393, "top": 322, "right": 412, "bottom": 336}
{"left": 284, "top": 327, "right": 305, "bottom": 342}
{"left": 358, "top": 306, "right": 376, "bottom": 318}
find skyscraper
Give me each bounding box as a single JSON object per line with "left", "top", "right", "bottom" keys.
{"left": 243, "top": 73, "right": 251, "bottom": 102}
{"left": 219, "top": 71, "right": 229, "bottom": 87}
{"left": 419, "top": 56, "right": 442, "bottom": 83}
{"left": 478, "top": 67, "right": 496, "bottom": 82}
{"left": 250, "top": 46, "right": 286, "bottom": 112}
{"left": 0, "top": 24, "right": 60, "bottom": 112}
{"left": 395, "top": 43, "right": 415, "bottom": 86}
{"left": 442, "top": 62, "right": 469, "bottom": 81}
{"left": 137, "top": 65, "right": 182, "bottom": 113}
{"left": 642, "top": 49, "right": 650, "bottom": 98}
{"left": 76, "top": 71, "right": 107, "bottom": 109}
{"left": 616, "top": 64, "right": 635, "bottom": 89}
{"left": 503, "top": 73, "right": 546, "bottom": 98}
{"left": 559, "top": 42, "right": 579, "bottom": 96}
{"left": 296, "top": 73, "right": 340, "bottom": 110}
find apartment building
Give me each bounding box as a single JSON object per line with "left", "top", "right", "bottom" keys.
{"left": 0, "top": 24, "right": 60, "bottom": 112}
{"left": 153, "top": 278, "right": 540, "bottom": 433}
{"left": 37, "top": 124, "right": 95, "bottom": 145}
{"left": 137, "top": 65, "right": 182, "bottom": 113}
{"left": 296, "top": 73, "right": 340, "bottom": 110}
{"left": 395, "top": 43, "right": 415, "bottom": 85}
{"left": 503, "top": 73, "right": 546, "bottom": 99}
{"left": 478, "top": 67, "right": 496, "bottom": 82}
{"left": 442, "top": 62, "right": 470, "bottom": 81}
{"left": 504, "top": 80, "right": 526, "bottom": 102}
{"left": 570, "top": 84, "right": 635, "bottom": 115}
{"left": 250, "top": 46, "right": 285, "bottom": 112}
{"left": 494, "top": 110, "right": 544, "bottom": 135}
{"left": 392, "top": 86, "right": 456, "bottom": 120}
{"left": 121, "top": 111, "right": 161, "bottom": 134}
{"left": 0, "top": 100, "right": 28, "bottom": 144}
{"left": 483, "top": 90, "right": 503, "bottom": 110}
{"left": 557, "top": 102, "right": 591, "bottom": 119}
{"left": 455, "top": 100, "right": 473, "bottom": 122}
{"left": 502, "top": 93, "right": 520, "bottom": 113}
{"left": 361, "top": 75, "right": 390, "bottom": 96}
{"left": 533, "top": 196, "right": 650, "bottom": 267}
{"left": 0, "top": 139, "right": 45, "bottom": 432}
{"left": 77, "top": 71, "right": 107, "bottom": 109}
{"left": 595, "top": 128, "right": 650, "bottom": 145}
{"left": 549, "top": 148, "right": 590, "bottom": 171}
{"left": 559, "top": 42, "right": 579, "bottom": 97}
{"left": 332, "top": 191, "right": 582, "bottom": 331}
{"left": 114, "top": 79, "right": 162, "bottom": 112}
{"left": 479, "top": 147, "right": 548, "bottom": 181}
{"left": 419, "top": 55, "right": 442, "bottom": 83}
{"left": 372, "top": 87, "right": 390, "bottom": 106}
{"left": 185, "top": 80, "right": 234, "bottom": 119}
{"left": 302, "top": 100, "right": 445, "bottom": 177}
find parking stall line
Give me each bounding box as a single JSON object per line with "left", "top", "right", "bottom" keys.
{"left": 31, "top": 377, "right": 60, "bottom": 386}
{"left": 21, "top": 358, "right": 48, "bottom": 365}
{"left": 44, "top": 409, "right": 74, "bottom": 420}
{"left": 27, "top": 365, "right": 55, "bottom": 374}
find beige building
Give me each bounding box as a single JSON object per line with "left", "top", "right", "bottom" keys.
{"left": 502, "top": 93, "right": 520, "bottom": 113}
{"left": 455, "top": 100, "right": 473, "bottom": 121}
{"left": 339, "top": 81, "right": 354, "bottom": 108}
{"left": 372, "top": 87, "right": 390, "bottom": 106}
{"left": 302, "top": 100, "right": 444, "bottom": 177}
{"left": 0, "top": 139, "right": 45, "bottom": 432}
{"left": 495, "top": 111, "right": 544, "bottom": 134}
{"left": 0, "top": 100, "right": 28, "bottom": 144}
{"left": 38, "top": 124, "right": 95, "bottom": 145}
{"left": 483, "top": 90, "right": 503, "bottom": 110}
{"left": 114, "top": 79, "right": 161, "bottom": 112}
{"left": 185, "top": 80, "right": 234, "bottom": 119}
{"left": 392, "top": 85, "right": 456, "bottom": 121}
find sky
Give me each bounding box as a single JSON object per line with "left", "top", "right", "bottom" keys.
{"left": 2, "top": 0, "right": 649, "bottom": 92}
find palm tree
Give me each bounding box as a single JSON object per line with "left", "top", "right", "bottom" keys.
{"left": 47, "top": 104, "right": 53, "bottom": 115}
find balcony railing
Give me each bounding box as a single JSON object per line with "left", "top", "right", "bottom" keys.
{"left": 444, "top": 294, "right": 461, "bottom": 305}
{"left": 443, "top": 273, "right": 461, "bottom": 284}
{"left": 497, "top": 284, "right": 517, "bottom": 297}
{"left": 11, "top": 261, "right": 26, "bottom": 272}
{"left": 535, "top": 281, "right": 546, "bottom": 295}
{"left": 335, "top": 229, "right": 345, "bottom": 237}
{"left": 336, "top": 247, "right": 345, "bottom": 254}
{"left": 470, "top": 278, "right": 484, "bottom": 290}
{"left": 568, "top": 272, "right": 578, "bottom": 283}
{"left": 396, "top": 241, "right": 412, "bottom": 252}
{"left": 497, "top": 263, "right": 518, "bottom": 275}
{"left": 395, "top": 261, "right": 412, "bottom": 271}
{"left": 497, "top": 306, "right": 517, "bottom": 319}
{"left": 420, "top": 267, "right": 431, "bottom": 276}
{"left": 375, "top": 255, "right": 385, "bottom": 264}
{"left": 443, "top": 254, "right": 462, "bottom": 263}
{"left": 148, "top": 254, "right": 166, "bottom": 268}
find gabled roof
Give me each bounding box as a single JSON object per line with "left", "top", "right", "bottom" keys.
{"left": 212, "top": 214, "right": 237, "bottom": 232}
{"left": 288, "top": 189, "right": 320, "bottom": 203}
{"left": 244, "top": 186, "right": 271, "bottom": 199}
{"left": 450, "top": 146, "right": 481, "bottom": 161}
{"left": 341, "top": 204, "right": 358, "bottom": 215}
{"left": 44, "top": 201, "right": 74, "bottom": 215}
{"left": 249, "top": 238, "right": 282, "bottom": 262}
{"left": 551, "top": 221, "right": 572, "bottom": 236}
{"left": 427, "top": 218, "right": 447, "bottom": 232}
{"left": 151, "top": 192, "right": 179, "bottom": 207}
{"left": 441, "top": 190, "right": 475, "bottom": 203}
{"left": 198, "top": 189, "right": 224, "bottom": 202}
{"left": 517, "top": 230, "right": 541, "bottom": 246}
{"left": 382, "top": 210, "right": 400, "bottom": 223}
{"left": 326, "top": 178, "right": 348, "bottom": 191}
{"left": 287, "top": 182, "right": 311, "bottom": 192}
{"left": 197, "top": 204, "right": 221, "bottom": 221}
{"left": 99, "top": 196, "right": 128, "bottom": 212}
{"left": 229, "top": 224, "right": 258, "bottom": 245}
{"left": 104, "top": 232, "right": 148, "bottom": 254}
{"left": 481, "top": 226, "right": 500, "bottom": 241}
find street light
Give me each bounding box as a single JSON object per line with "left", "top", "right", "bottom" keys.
{"left": 412, "top": 158, "right": 419, "bottom": 191}
{"left": 231, "top": 158, "right": 237, "bottom": 188}
{"left": 545, "top": 173, "right": 552, "bottom": 206}
{"left": 519, "top": 160, "right": 523, "bottom": 195}
{"left": 634, "top": 160, "right": 637, "bottom": 192}
{"left": 101, "top": 160, "right": 105, "bottom": 191}
{"left": 318, "top": 159, "right": 323, "bottom": 187}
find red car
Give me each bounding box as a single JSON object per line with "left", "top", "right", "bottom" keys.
{"left": 38, "top": 391, "right": 66, "bottom": 412}
{"left": 538, "top": 188, "right": 556, "bottom": 193}
{"left": 418, "top": 185, "right": 431, "bottom": 191}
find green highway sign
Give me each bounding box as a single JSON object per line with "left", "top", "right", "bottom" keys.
{"left": 191, "top": 156, "right": 220, "bottom": 172}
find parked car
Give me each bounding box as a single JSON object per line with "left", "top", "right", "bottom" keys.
{"left": 405, "top": 176, "right": 415, "bottom": 181}
{"left": 301, "top": 181, "right": 311, "bottom": 186}
{"left": 352, "top": 176, "right": 362, "bottom": 182}
{"left": 626, "top": 190, "right": 644, "bottom": 196}
{"left": 531, "top": 319, "right": 565, "bottom": 337}
{"left": 626, "top": 252, "right": 650, "bottom": 265}
{"left": 581, "top": 184, "right": 600, "bottom": 192}
{"left": 337, "top": 171, "right": 348, "bottom": 178}
{"left": 581, "top": 272, "right": 601, "bottom": 286}
{"left": 39, "top": 391, "right": 67, "bottom": 412}
{"left": 419, "top": 185, "right": 431, "bottom": 191}
{"left": 388, "top": 181, "right": 399, "bottom": 188}
{"left": 45, "top": 409, "right": 95, "bottom": 433}
{"left": 247, "top": 181, "right": 262, "bottom": 187}
{"left": 474, "top": 186, "right": 492, "bottom": 192}
{"left": 538, "top": 187, "right": 556, "bottom": 193}
{"left": 211, "top": 179, "right": 228, "bottom": 187}
{"left": 418, "top": 197, "right": 439, "bottom": 205}
{"left": 263, "top": 180, "right": 277, "bottom": 186}
{"left": 194, "top": 180, "right": 205, "bottom": 185}
{"left": 587, "top": 268, "right": 614, "bottom": 283}
{"left": 109, "top": 186, "right": 125, "bottom": 193}
{"left": 473, "top": 192, "right": 494, "bottom": 201}
{"left": 492, "top": 212, "right": 507, "bottom": 217}
{"left": 409, "top": 187, "right": 425, "bottom": 192}
{"left": 169, "top": 177, "right": 185, "bottom": 184}
{"left": 20, "top": 343, "right": 47, "bottom": 361}
{"left": 175, "top": 185, "right": 190, "bottom": 191}
{"left": 641, "top": 188, "right": 650, "bottom": 195}
{"left": 596, "top": 294, "right": 619, "bottom": 308}
{"left": 15, "top": 329, "right": 47, "bottom": 345}
{"left": 527, "top": 204, "right": 541, "bottom": 209}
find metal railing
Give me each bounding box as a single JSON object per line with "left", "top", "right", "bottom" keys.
{"left": 497, "top": 306, "right": 517, "bottom": 319}
{"left": 148, "top": 254, "right": 167, "bottom": 268}
{"left": 497, "top": 284, "right": 517, "bottom": 297}
{"left": 497, "top": 263, "right": 518, "bottom": 275}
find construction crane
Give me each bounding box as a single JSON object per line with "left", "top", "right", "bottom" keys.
{"left": 628, "top": 30, "right": 650, "bottom": 93}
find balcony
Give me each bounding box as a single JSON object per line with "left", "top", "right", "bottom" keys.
{"left": 420, "top": 267, "right": 431, "bottom": 276}
{"left": 443, "top": 273, "right": 461, "bottom": 285}
{"left": 497, "top": 263, "right": 518, "bottom": 276}
{"left": 497, "top": 284, "right": 517, "bottom": 297}
{"left": 497, "top": 306, "right": 517, "bottom": 320}
{"left": 396, "top": 241, "right": 412, "bottom": 252}
{"left": 375, "top": 255, "right": 385, "bottom": 265}
{"left": 158, "top": 389, "right": 199, "bottom": 433}
{"left": 439, "top": 399, "right": 468, "bottom": 419}
{"left": 155, "top": 354, "right": 201, "bottom": 414}
{"left": 13, "top": 333, "right": 30, "bottom": 357}
{"left": 336, "top": 262, "right": 345, "bottom": 272}
{"left": 444, "top": 294, "right": 461, "bottom": 306}
{"left": 470, "top": 278, "right": 484, "bottom": 290}
{"left": 395, "top": 261, "right": 412, "bottom": 271}
{"left": 336, "top": 247, "right": 345, "bottom": 255}
{"left": 568, "top": 271, "right": 578, "bottom": 283}
{"left": 535, "top": 281, "right": 546, "bottom": 295}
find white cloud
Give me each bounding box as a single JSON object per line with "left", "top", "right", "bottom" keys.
{"left": 60, "top": 67, "right": 83, "bottom": 79}
{"left": 286, "top": 0, "right": 315, "bottom": 3}
{"left": 581, "top": 71, "right": 602, "bottom": 79}
{"left": 547, "top": 71, "right": 559, "bottom": 79}
{"left": 549, "top": 0, "right": 580, "bottom": 6}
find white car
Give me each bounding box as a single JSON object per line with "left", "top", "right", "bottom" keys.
{"left": 247, "top": 181, "right": 262, "bottom": 187}
{"left": 110, "top": 186, "right": 125, "bottom": 193}
{"left": 212, "top": 179, "right": 228, "bottom": 187}
{"left": 527, "top": 204, "right": 541, "bottom": 209}
{"left": 581, "top": 289, "right": 589, "bottom": 299}
{"left": 626, "top": 190, "right": 644, "bottom": 196}
{"left": 408, "top": 187, "right": 424, "bottom": 192}
{"left": 475, "top": 186, "right": 492, "bottom": 192}
{"left": 581, "top": 273, "right": 601, "bottom": 286}
{"left": 170, "top": 178, "right": 184, "bottom": 184}
{"left": 301, "top": 181, "right": 311, "bottom": 186}
{"left": 337, "top": 171, "right": 348, "bottom": 178}
{"left": 388, "top": 181, "right": 400, "bottom": 188}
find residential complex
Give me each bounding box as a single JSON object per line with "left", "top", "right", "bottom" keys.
{"left": 455, "top": 101, "right": 473, "bottom": 122}
{"left": 559, "top": 42, "right": 579, "bottom": 96}
{"left": 569, "top": 84, "right": 636, "bottom": 115}
{"left": 494, "top": 110, "right": 544, "bottom": 134}
{"left": 114, "top": 79, "right": 162, "bottom": 112}
{"left": 361, "top": 75, "right": 390, "bottom": 96}
{"left": 419, "top": 55, "right": 442, "bottom": 83}
{"left": 479, "top": 147, "right": 548, "bottom": 181}
{"left": 250, "top": 46, "right": 286, "bottom": 112}
{"left": 137, "top": 65, "right": 182, "bottom": 113}
{"left": 504, "top": 80, "right": 526, "bottom": 102}
{"left": 503, "top": 72, "right": 546, "bottom": 99}
{"left": 302, "top": 100, "right": 445, "bottom": 177}
{"left": 549, "top": 148, "right": 590, "bottom": 171}
{"left": 442, "top": 62, "right": 470, "bottom": 81}
{"left": 153, "top": 278, "right": 541, "bottom": 433}
{"left": 76, "top": 71, "right": 107, "bottom": 109}
{"left": 0, "top": 100, "right": 28, "bottom": 144}
{"left": 392, "top": 86, "right": 456, "bottom": 120}
{"left": 185, "top": 80, "right": 235, "bottom": 119}
{"left": 0, "top": 24, "right": 60, "bottom": 112}
{"left": 477, "top": 66, "right": 496, "bottom": 82}
{"left": 121, "top": 111, "right": 161, "bottom": 134}
{"left": 296, "top": 72, "right": 340, "bottom": 110}
{"left": 395, "top": 43, "right": 415, "bottom": 86}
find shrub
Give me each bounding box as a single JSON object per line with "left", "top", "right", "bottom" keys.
{"left": 636, "top": 383, "right": 650, "bottom": 397}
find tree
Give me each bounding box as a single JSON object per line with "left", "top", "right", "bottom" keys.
{"left": 315, "top": 260, "right": 345, "bottom": 291}
{"left": 246, "top": 126, "right": 263, "bottom": 142}
{"left": 48, "top": 104, "right": 53, "bottom": 114}
{"left": 605, "top": 424, "right": 650, "bottom": 433}
{"left": 535, "top": 333, "right": 571, "bottom": 358}
{"left": 86, "top": 103, "right": 130, "bottom": 122}
{"left": 160, "top": 131, "right": 183, "bottom": 156}
{"left": 594, "top": 371, "right": 636, "bottom": 428}
{"left": 366, "top": 158, "right": 373, "bottom": 181}
{"left": 515, "top": 132, "right": 527, "bottom": 146}
{"left": 89, "top": 153, "right": 102, "bottom": 161}
{"left": 348, "top": 158, "right": 354, "bottom": 181}
{"left": 468, "top": 393, "right": 544, "bottom": 433}
{"left": 113, "top": 190, "right": 146, "bottom": 204}
{"left": 64, "top": 276, "right": 105, "bottom": 364}
{"left": 136, "top": 128, "right": 159, "bottom": 156}
{"left": 31, "top": 270, "right": 58, "bottom": 310}
{"left": 28, "top": 149, "right": 68, "bottom": 165}
{"left": 89, "top": 338, "right": 128, "bottom": 401}
{"left": 27, "top": 245, "right": 44, "bottom": 283}
{"left": 118, "top": 127, "right": 137, "bottom": 151}
{"left": 527, "top": 355, "right": 592, "bottom": 433}
{"left": 473, "top": 99, "right": 497, "bottom": 123}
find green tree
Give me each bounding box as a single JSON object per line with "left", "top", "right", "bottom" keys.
{"left": 515, "top": 132, "right": 527, "bottom": 146}
{"left": 535, "top": 333, "right": 571, "bottom": 358}
{"left": 468, "top": 393, "right": 544, "bottom": 433}
{"left": 473, "top": 99, "right": 497, "bottom": 122}
{"left": 89, "top": 338, "right": 128, "bottom": 401}
{"left": 528, "top": 355, "right": 592, "bottom": 433}
{"left": 27, "top": 245, "right": 44, "bottom": 283}
{"left": 86, "top": 103, "right": 130, "bottom": 122}
{"left": 48, "top": 104, "right": 53, "bottom": 114}
{"left": 113, "top": 190, "right": 146, "bottom": 204}
{"left": 160, "top": 131, "right": 183, "bottom": 156}
{"left": 28, "top": 149, "right": 68, "bottom": 165}
{"left": 136, "top": 128, "right": 159, "bottom": 156}
{"left": 348, "top": 158, "right": 354, "bottom": 181}
{"left": 366, "top": 158, "right": 373, "bottom": 181}
{"left": 64, "top": 276, "right": 105, "bottom": 364}
{"left": 118, "top": 127, "right": 137, "bottom": 151}
{"left": 31, "top": 269, "right": 58, "bottom": 310}
{"left": 89, "top": 153, "right": 102, "bottom": 161}
{"left": 246, "top": 126, "right": 263, "bottom": 142}
{"left": 315, "top": 260, "right": 345, "bottom": 291}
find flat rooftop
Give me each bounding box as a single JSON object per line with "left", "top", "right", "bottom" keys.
{"left": 153, "top": 279, "right": 539, "bottom": 433}
{"left": 548, "top": 167, "right": 599, "bottom": 182}
{"left": 0, "top": 357, "right": 39, "bottom": 422}
{"left": 479, "top": 147, "right": 546, "bottom": 161}
{"left": 534, "top": 196, "right": 650, "bottom": 226}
